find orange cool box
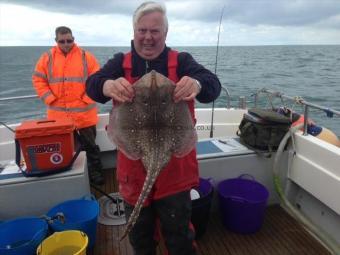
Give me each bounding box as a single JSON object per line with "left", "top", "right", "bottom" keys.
{"left": 15, "top": 119, "right": 75, "bottom": 174}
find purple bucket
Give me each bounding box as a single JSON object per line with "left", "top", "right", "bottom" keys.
{"left": 191, "top": 178, "right": 213, "bottom": 239}
{"left": 218, "top": 174, "right": 269, "bottom": 234}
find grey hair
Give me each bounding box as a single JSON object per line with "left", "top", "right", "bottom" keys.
{"left": 133, "top": 1, "right": 168, "bottom": 33}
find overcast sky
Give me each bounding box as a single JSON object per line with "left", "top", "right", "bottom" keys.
{"left": 1, "top": 0, "right": 340, "bottom": 46}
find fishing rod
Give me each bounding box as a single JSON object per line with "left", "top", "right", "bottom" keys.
{"left": 210, "top": 5, "right": 225, "bottom": 138}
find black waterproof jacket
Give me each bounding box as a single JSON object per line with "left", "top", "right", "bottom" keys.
{"left": 86, "top": 41, "right": 221, "bottom": 104}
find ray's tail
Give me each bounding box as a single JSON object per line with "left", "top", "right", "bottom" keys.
{"left": 120, "top": 167, "right": 161, "bottom": 241}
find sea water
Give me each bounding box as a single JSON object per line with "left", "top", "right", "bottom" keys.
{"left": 0, "top": 45, "right": 339, "bottom": 135}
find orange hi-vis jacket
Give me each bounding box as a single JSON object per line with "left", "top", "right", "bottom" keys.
{"left": 32, "top": 44, "right": 100, "bottom": 129}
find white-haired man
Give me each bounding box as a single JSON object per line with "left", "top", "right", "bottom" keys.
{"left": 86, "top": 2, "right": 221, "bottom": 254}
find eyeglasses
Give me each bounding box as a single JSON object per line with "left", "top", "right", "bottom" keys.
{"left": 57, "top": 39, "right": 74, "bottom": 44}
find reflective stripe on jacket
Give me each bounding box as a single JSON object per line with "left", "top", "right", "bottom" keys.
{"left": 117, "top": 50, "right": 199, "bottom": 206}
{"left": 32, "top": 44, "right": 100, "bottom": 129}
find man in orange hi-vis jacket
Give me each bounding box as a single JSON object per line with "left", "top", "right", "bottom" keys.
{"left": 32, "top": 26, "right": 104, "bottom": 185}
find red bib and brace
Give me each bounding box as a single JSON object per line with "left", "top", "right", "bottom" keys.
{"left": 116, "top": 50, "right": 199, "bottom": 206}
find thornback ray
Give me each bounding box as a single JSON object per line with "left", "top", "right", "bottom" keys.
{"left": 106, "top": 70, "right": 197, "bottom": 240}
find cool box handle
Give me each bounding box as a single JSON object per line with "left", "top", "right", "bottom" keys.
{"left": 15, "top": 139, "right": 21, "bottom": 170}
{"left": 82, "top": 193, "right": 97, "bottom": 201}
{"left": 238, "top": 174, "right": 255, "bottom": 181}
{"left": 36, "top": 120, "right": 56, "bottom": 124}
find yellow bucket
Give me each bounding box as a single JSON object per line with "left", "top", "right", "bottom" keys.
{"left": 36, "top": 230, "right": 88, "bottom": 255}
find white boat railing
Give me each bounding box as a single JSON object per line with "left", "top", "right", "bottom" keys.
{"left": 0, "top": 94, "right": 38, "bottom": 102}
{"left": 220, "top": 85, "right": 232, "bottom": 108}
{"left": 1, "top": 88, "right": 339, "bottom": 138}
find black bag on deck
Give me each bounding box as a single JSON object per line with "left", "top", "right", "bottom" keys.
{"left": 237, "top": 108, "right": 292, "bottom": 151}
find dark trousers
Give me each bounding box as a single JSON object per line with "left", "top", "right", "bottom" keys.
{"left": 76, "top": 125, "right": 102, "bottom": 171}
{"left": 124, "top": 191, "right": 197, "bottom": 255}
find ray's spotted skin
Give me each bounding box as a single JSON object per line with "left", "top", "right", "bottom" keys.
{"left": 107, "top": 70, "right": 197, "bottom": 240}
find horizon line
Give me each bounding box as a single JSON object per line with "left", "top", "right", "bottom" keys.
{"left": 1, "top": 43, "right": 340, "bottom": 47}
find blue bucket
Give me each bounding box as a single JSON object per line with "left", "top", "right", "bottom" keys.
{"left": 0, "top": 217, "right": 48, "bottom": 255}
{"left": 191, "top": 178, "right": 214, "bottom": 239}
{"left": 218, "top": 174, "right": 269, "bottom": 234}
{"left": 46, "top": 195, "right": 99, "bottom": 248}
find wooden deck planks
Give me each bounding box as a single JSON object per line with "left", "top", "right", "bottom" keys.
{"left": 89, "top": 169, "right": 331, "bottom": 255}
